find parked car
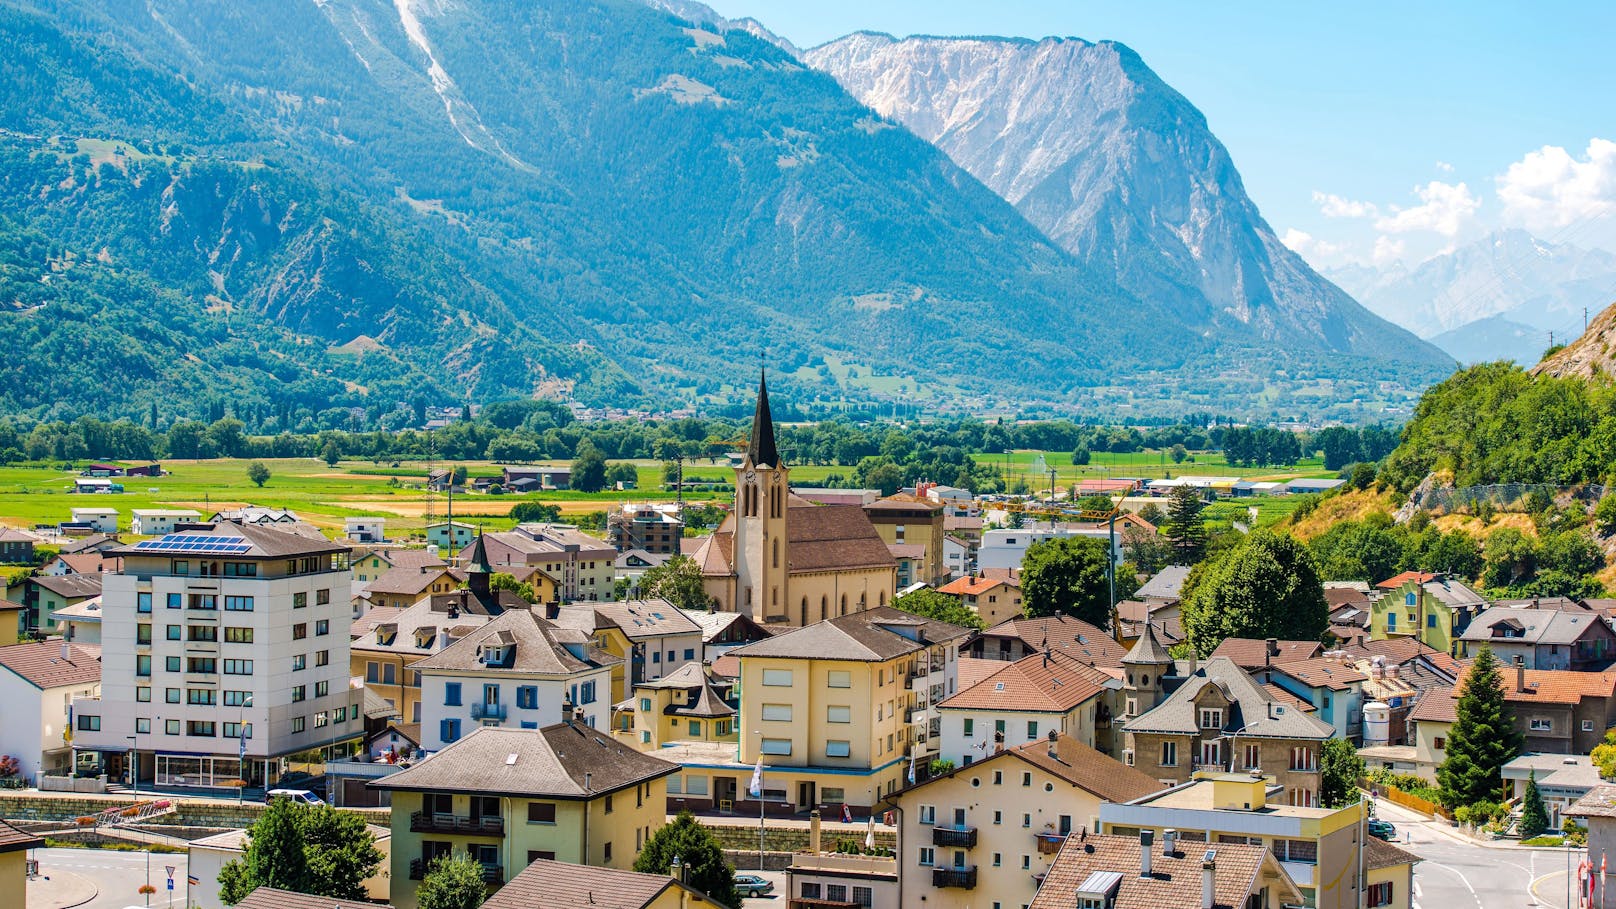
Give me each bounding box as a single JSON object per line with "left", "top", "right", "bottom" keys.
{"left": 267, "top": 788, "right": 326, "bottom": 806}
{"left": 734, "top": 874, "right": 774, "bottom": 898}
{"left": 1367, "top": 818, "right": 1396, "bottom": 841}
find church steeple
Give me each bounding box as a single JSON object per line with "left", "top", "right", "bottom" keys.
{"left": 466, "top": 531, "right": 493, "bottom": 600}
{"left": 747, "top": 370, "right": 780, "bottom": 469}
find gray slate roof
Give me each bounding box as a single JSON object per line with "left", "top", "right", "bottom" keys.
{"left": 411, "top": 608, "right": 619, "bottom": 675}
{"left": 484, "top": 858, "right": 706, "bottom": 909}
{"left": 372, "top": 723, "right": 676, "bottom": 798}
{"left": 1460, "top": 606, "right": 1608, "bottom": 646}
{"left": 728, "top": 605, "right": 970, "bottom": 662}
{"left": 1124, "top": 656, "right": 1335, "bottom": 740}
{"left": 1136, "top": 565, "right": 1191, "bottom": 601}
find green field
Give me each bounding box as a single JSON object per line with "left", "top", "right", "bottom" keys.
{"left": 972, "top": 448, "right": 1335, "bottom": 484}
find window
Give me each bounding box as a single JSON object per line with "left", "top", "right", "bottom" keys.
{"left": 1434, "top": 736, "right": 1446, "bottom": 750}
{"left": 316, "top": 650, "right": 329, "bottom": 667}
{"left": 223, "top": 722, "right": 252, "bottom": 740}
{"left": 292, "top": 592, "right": 307, "bottom": 609}
{"left": 136, "top": 687, "right": 150, "bottom": 703}
{"left": 291, "top": 717, "right": 305, "bottom": 734}
{"left": 316, "top": 619, "right": 329, "bottom": 636}
{"left": 187, "top": 721, "right": 216, "bottom": 737}
{"left": 1161, "top": 741, "right": 1178, "bottom": 767}
{"left": 1021, "top": 855, "right": 1031, "bottom": 870}
{"left": 1586, "top": 720, "right": 1596, "bottom": 732}
{"left": 316, "top": 680, "right": 329, "bottom": 697}
{"left": 827, "top": 670, "right": 852, "bottom": 688}
{"left": 445, "top": 683, "right": 462, "bottom": 706}
{"left": 1026, "top": 721, "right": 1038, "bottom": 739}
{"left": 762, "top": 704, "right": 793, "bottom": 722}
{"left": 137, "top": 593, "right": 152, "bottom": 614}
{"left": 826, "top": 740, "right": 851, "bottom": 758}
{"left": 1245, "top": 744, "right": 1262, "bottom": 769}
{"left": 136, "top": 655, "right": 151, "bottom": 677}
{"left": 439, "top": 718, "right": 460, "bottom": 742}
{"left": 527, "top": 802, "right": 556, "bottom": 824}
{"left": 224, "top": 596, "right": 254, "bottom": 611}
{"left": 291, "top": 623, "right": 308, "bottom": 641}
{"left": 291, "top": 655, "right": 306, "bottom": 671}
{"left": 1387, "top": 613, "right": 1397, "bottom": 631}
{"left": 165, "top": 656, "right": 182, "bottom": 672}
{"left": 1405, "top": 592, "right": 1417, "bottom": 606}
{"left": 1022, "top": 772, "right": 1032, "bottom": 787}
{"left": 292, "top": 686, "right": 306, "bottom": 703}
{"left": 918, "top": 847, "right": 935, "bottom": 866}
{"left": 993, "top": 770, "right": 1002, "bottom": 785}
{"left": 76, "top": 715, "right": 100, "bottom": 731}
{"left": 992, "top": 853, "right": 1002, "bottom": 867}
{"left": 604, "top": 794, "right": 614, "bottom": 814}
{"left": 187, "top": 594, "right": 216, "bottom": 611}
{"left": 135, "top": 717, "right": 150, "bottom": 733}
{"left": 1022, "top": 814, "right": 1031, "bottom": 828}
{"left": 801, "top": 884, "right": 822, "bottom": 900}
{"left": 165, "top": 719, "right": 180, "bottom": 735}
{"left": 187, "top": 689, "right": 216, "bottom": 706}
{"left": 963, "top": 718, "right": 975, "bottom": 737}
{"left": 826, "top": 885, "right": 847, "bottom": 904}
{"left": 639, "top": 697, "right": 652, "bottom": 712}
{"left": 188, "top": 625, "right": 217, "bottom": 642}
{"left": 1427, "top": 613, "right": 1438, "bottom": 628}
{"left": 760, "top": 738, "right": 791, "bottom": 755}
{"left": 137, "top": 624, "right": 152, "bottom": 645}
{"left": 316, "top": 588, "right": 330, "bottom": 605}
{"left": 223, "top": 562, "right": 256, "bottom": 577}
{"left": 1199, "top": 708, "right": 1223, "bottom": 729}
{"left": 579, "top": 681, "right": 596, "bottom": 705}
{"left": 224, "top": 627, "right": 253, "bottom": 643}
{"left": 1368, "top": 882, "right": 1394, "bottom": 908}
{"left": 314, "top": 712, "right": 328, "bottom": 728}
{"left": 166, "top": 688, "right": 180, "bottom": 703}
{"left": 761, "top": 669, "right": 793, "bottom": 687}
{"left": 224, "top": 690, "right": 250, "bottom": 707}
{"left": 689, "top": 720, "right": 702, "bottom": 737}
{"left": 517, "top": 686, "right": 538, "bottom": 710}
{"left": 827, "top": 705, "right": 851, "bottom": 724}
{"left": 1290, "top": 746, "right": 1316, "bottom": 771}
{"left": 1530, "top": 718, "right": 1554, "bottom": 731}
{"left": 164, "top": 623, "right": 182, "bottom": 639}
{"left": 918, "top": 805, "right": 936, "bottom": 824}
{"left": 166, "top": 593, "right": 181, "bottom": 609}
{"left": 224, "top": 659, "right": 253, "bottom": 675}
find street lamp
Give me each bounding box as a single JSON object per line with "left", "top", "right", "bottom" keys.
{"left": 753, "top": 730, "right": 766, "bottom": 873}
{"left": 237, "top": 695, "right": 253, "bottom": 804}
{"left": 126, "top": 734, "right": 138, "bottom": 800}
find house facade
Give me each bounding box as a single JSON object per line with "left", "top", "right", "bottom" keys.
{"left": 0, "top": 641, "right": 101, "bottom": 776}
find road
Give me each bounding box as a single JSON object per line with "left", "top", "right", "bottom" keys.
{"left": 1374, "top": 798, "right": 1572, "bottom": 909}
{"left": 32, "top": 846, "right": 189, "bottom": 909}
{"left": 738, "top": 870, "right": 787, "bottom": 909}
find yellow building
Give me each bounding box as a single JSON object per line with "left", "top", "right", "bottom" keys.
{"left": 612, "top": 661, "right": 737, "bottom": 751}
{"left": 1368, "top": 572, "right": 1486, "bottom": 656}
{"left": 862, "top": 494, "right": 947, "bottom": 587}
{"left": 1099, "top": 772, "right": 1402, "bottom": 909}
{"left": 694, "top": 373, "right": 897, "bottom": 626}
{"left": 373, "top": 723, "right": 677, "bottom": 909}
{"left": 703, "top": 606, "right": 970, "bottom": 814}
{"left": 483, "top": 858, "right": 726, "bottom": 909}
{"left": 1365, "top": 837, "right": 1422, "bottom": 909}
{"left": 364, "top": 565, "right": 459, "bottom": 610}
{"left": 1030, "top": 831, "right": 1303, "bottom": 909}
{"left": 936, "top": 574, "right": 1023, "bottom": 626}
{"left": 894, "top": 733, "right": 1162, "bottom": 909}
{"left": 0, "top": 820, "right": 41, "bottom": 907}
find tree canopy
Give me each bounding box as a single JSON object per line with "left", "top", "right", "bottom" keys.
{"left": 1436, "top": 645, "right": 1523, "bottom": 809}
{"left": 893, "top": 589, "right": 984, "bottom": 630}
{"left": 1020, "top": 536, "right": 1111, "bottom": 627}
{"left": 218, "top": 800, "right": 382, "bottom": 905}
{"left": 415, "top": 853, "right": 489, "bottom": 909}
{"left": 1162, "top": 486, "right": 1207, "bottom": 564}
{"left": 1319, "top": 737, "right": 1365, "bottom": 809}
{"left": 633, "top": 811, "right": 738, "bottom": 908}
{"left": 1180, "top": 530, "right": 1328, "bottom": 655}
{"left": 639, "top": 555, "right": 715, "bottom": 610}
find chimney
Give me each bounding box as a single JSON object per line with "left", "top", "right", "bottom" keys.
{"left": 1139, "top": 830, "right": 1154, "bottom": 878}
{"left": 1265, "top": 638, "right": 1279, "bottom": 668}
{"left": 563, "top": 700, "right": 576, "bottom": 724}
{"left": 1183, "top": 642, "right": 1197, "bottom": 678}
{"left": 584, "top": 771, "right": 592, "bottom": 792}
{"left": 1515, "top": 655, "right": 1526, "bottom": 692}
{"left": 809, "top": 809, "right": 822, "bottom": 854}
{"left": 1201, "top": 850, "right": 1216, "bottom": 909}
{"left": 1163, "top": 828, "right": 1178, "bottom": 857}
{"left": 1047, "top": 728, "right": 1060, "bottom": 759}
{"left": 60, "top": 642, "right": 71, "bottom": 661}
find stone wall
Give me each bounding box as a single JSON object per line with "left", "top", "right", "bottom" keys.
{"left": 0, "top": 793, "right": 388, "bottom": 832}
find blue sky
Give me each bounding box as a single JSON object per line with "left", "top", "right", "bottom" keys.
{"left": 703, "top": 1, "right": 1616, "bottom": 268}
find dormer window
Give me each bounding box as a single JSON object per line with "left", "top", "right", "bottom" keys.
{"left": 1199, "top": 708, "right": 1223, "bottom": 729}
{"left": 415, "top": 628, "right": 437, "bottom": 649}
{"left": 375, "top": 624, "right": 397, "bottom": 647}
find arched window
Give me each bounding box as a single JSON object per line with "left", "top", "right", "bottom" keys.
{"left": 820, "top": 595, "right": 829, "bottom": 621}
{"left": 840, "top": 593, "right": 848, "bottom": 616}
{"left": 878, "top": 590, "right": 888, "bottom": 607}
{"left": 772, "top": 538, "right": 780, "bottom": 569}
{"left": 800, "top": 597, "right": 808, "bottom": 626}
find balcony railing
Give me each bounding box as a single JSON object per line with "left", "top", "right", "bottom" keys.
{"left": 471, "top": 702, "right": 507, "bottom": 721}
{"left": 932, "top": 825, "right": 977, "bottom": 848}
{"left": 1035, "top": 832, "right": 1066, "bottom": 855}
{"left": 410, "top": 858, "right": 503, "bottom": 882}
{"left": 932, "top": 867, "right": 977, "bottom": 889}
{"left": 409, "top": 811, "right": 505, "bottom": 836}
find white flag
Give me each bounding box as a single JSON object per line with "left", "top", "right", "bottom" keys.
{"left": 865, "top": 815, "right": 875, "bottom": 851}
{"left": 907, "top": 751, "right": 917, "bottom": 785}
{"left": 749, "top": 756, "right": 764, "bottom": 798}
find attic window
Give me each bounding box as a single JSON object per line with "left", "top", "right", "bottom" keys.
{"left": 995, "top": 682, "right": 1005, "bottom": 691}
{"left": 506, "top": 753, "right": 519, "bottom": 766}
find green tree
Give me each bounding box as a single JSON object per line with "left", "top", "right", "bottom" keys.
{"left": 893, "top": 589, "right": 984, "bottom": 630}
{"left": 321, "top": 439, "right": 342, "bottom": 468}
{"left": 639, "top": 555, "right": 714, "bottom": 610}
{"left": 246, "top": 461, "right": 271, "bottom": 488}
{"left": 1137, "top": 502, "right": 1166, "bottom": 526}
{"left": 1021, "top": 536, "right": 1111, "bottom": 627}
{"left": 633, "top": 811, "right": 738, "bottom": 909}
{"left": 1519, "top": 772, "right": 1549, "bottom": 838}
{"left": 218, "top": 801, "right": 380, "bottom": 904}
{"left": 1071, "top": 446, "right": 1091, "bottom": 466}
{"left": 509, "top": 502, "right": 562, "bottom": 525}
{"left": 489, "top": 573, "right": 537, "bottom": 603}
{"left": 298, "top": 805, "right": 386, "bottom": 901}
{"left": 1319, "top": 737, "right": 1365, "bottom": 809}
{"left": 606, "top": 462, "right": 640, "bottom": 487}
{"left": 415, "top": 853, "right": 489, "bottom": 909}
{"left": 571, "top": 440, "right": 608, "bottom": 493}
{"left": 1169, "top": 443, "right": 1187, "bottom": 464}
{"left": 1162, "top": 486, "right": 1208, "bottom": 564}
{"left": 1436, "top": 645, "right": 1524, "bottom": 809}
{"left": 1597, "top": 494, "right": 1616, "bottom": 536}
{"left": 1348, "top": 462, "right": 1377, "bottom": 490}
{"left": 1121, "top": 524, "right": 1174, "bottom": 576}
{"left": 1180, "top": 530, "right": 1328, "bottom": 655}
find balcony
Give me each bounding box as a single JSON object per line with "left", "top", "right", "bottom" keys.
{"left": 1035, "top": 832, "right": 1066, "bottom": 855}
{"left": 932, "top": 867, "right": 977, "bottom": 889}
{"left": 906, "top": 670, "right": 929, "bottom": 691}
{"left": 932, "top": 825, "right": 977, "bottom": 848}
{"left": 906, "top": 707, "right": 927, "bottom": 724}
{"left": 410, "top": 858, "right": 503, "bottom": 882}
{"left": 470, "top": 702, "right": 507, "bottom": 721}
{"left": 185, "top": 608, "right": 220, "bottom": 622}
{"left": 409, "top": 812, "right": 504, "bottom": 836}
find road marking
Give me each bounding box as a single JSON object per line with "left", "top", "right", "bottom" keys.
{"left": 1423, "top": 860, "right": 1485, "bottom": 909}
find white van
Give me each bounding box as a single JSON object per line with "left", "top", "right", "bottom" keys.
{"left": 267, "top": 788, "right": 325, "bottom": 806}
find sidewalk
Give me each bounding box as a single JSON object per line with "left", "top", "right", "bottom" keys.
{"left": 1375, "top": 795, "right": 1590, "bottom": 854}
{"left": 26, "top": 869, "right": 97, "bottom": 909}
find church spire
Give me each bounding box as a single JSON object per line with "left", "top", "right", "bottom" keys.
{"left": 747, "top": 369, "right": 780, "bottom": 468}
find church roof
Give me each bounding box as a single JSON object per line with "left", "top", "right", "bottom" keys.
{"left": 697, "top": 504, "right": 895, "bottom": 577}
{"left": 1122, "top": 621, "right": 1174, "bottom": 666}
{"left": 748, "top": 370, "right": 780, "bottom": 468}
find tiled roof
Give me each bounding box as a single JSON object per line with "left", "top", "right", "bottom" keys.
{"left": 375, "top": 548, "right": 447, "bottom": 571}
{"left": 864, "top": 494, "right": 943, "bottom": 512}
{"left": 0, "top": 528, "right": 37, "bottom": 544}
{"left": 980, "top": 615, "right": 1128, "bottom": 668}
{"left": 484, "top": 858, "right": 705, "bottom": 909}
{"left": 349, "top": 598, "right": 495, "bottom": 657}
{"left": 1568, "top": 784, "right": 1616, "bottom": 819}
{"left": 1377, "top": 571, "right": 1437, "bottom": 589}
{"left": 235, "top": 887, "right": 387, "bottom": 909}
{"left": 1136, "top": 566, "right": 1191, "bottom": 601}
{"left": 373, "top": 724, "right": 676, "bottom": 798}
{"left": 957, "top": 656, "right": 1005, "bottom": 689}
{"left": 1207, "top": 638, "right": 1323, "bottom": 670}
{"left": 350, "top": 606, "right": 406, "bottom": 638}
{"left": 1270, "top": 658, "right": 1368, "bottom": 691}
{"left": 1364, "top": 837, "right": 1423, "bottom": 871}
{"left": 589, "top": 599, "right": 703, "bottom": 640}
{"left": 1124, "top": 657, "right": 1335, "bottom": 741}
{"left": 728, "top": 606, "right": 970, "bottom": 662}
{"left": 0, "top": 641, "right": 101, "bottom": 689}
{"left": 940, "top": 651, "right": 1112, "bottom": 713}
{"left": 1030, "top": 833, "right": 1294, "bottom": 909}
{"left": 700, "top": 504, "right": 896, "bottom": 577}
{"left": 364, "top": 565, "right": 453, "bottom": 597}
{"left": 31, "top": 573, "right": 103, "bottom": 599}
{"left": 887, "top": 543, "right": 928, "bottom": 560}
{"left": 411, "top": 609, "right": 619, "bottom": 675}
{"left": 1407, "top": 685, "right": 1458, "bottom": 725}
{"left": 1261, "top": 683, "right": 1317, "bottom": 713}
{"left": 51, "top": 552, "right": 106, "bottom": 575}
{"left": 0, "top": 818, "right": 42, "bottom": 853}
{"left": 1460, "top": 606, "right": 1609, "bottom": 646}
{"left": 938, "top": 575, "right": 1018, "bottom": 596}
{"left": 1007, "top": 735, "right": 1163, "bottom": 803}
{"left": 1123, "top": 623, "right": 1174, "bottom": 666}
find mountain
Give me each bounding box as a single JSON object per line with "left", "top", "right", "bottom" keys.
{"left": 803, "top": 33, "right": 1448, "bottom": 369}
{"left": 1428, "top": 315, "right": 1546, "bottom": 366}
{"left": 1533, "top": 300, "right": 1616, "bottom": 381}
{"left": 0, "top": 1, "right": 1446, "bottom": 423}
{"left": 1325, "top": 230, "right": 1616, "bottom": 339}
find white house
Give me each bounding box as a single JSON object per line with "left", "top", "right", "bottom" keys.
{"left": 977, "top": 525, "right": 1122, "bottom": 572}
{"left": 187, "top": 824, "right": 391, "bottom": 909}
{"left": 345, "top": 517, "right": 387, "bottom": 544}
{"left": 936, "top": 650, "right": 1117, "bottom": 767}
{"left": 0, "top": 641, "right": 101, "bottom": 777}
{"left": 130, "top": 510, "right": 202, "bottom": 536}
{"left": 416, "top": 608, "right": 619, "bottom": 751}
{"left": 67, "top": 508, "right": 118, "bottom": 533}
{"left": 425, "top": 521, "right": 475, "bottom": 551}
{"left": 54, "top": 598, "right": 103, "bottom": 645}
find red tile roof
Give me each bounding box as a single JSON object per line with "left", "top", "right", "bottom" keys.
{"left": 940, "top": 651, "right": 1112, "bottom": 713}
{"left": 1031, "top": 833, "right": 1295, "bottom": 909}
{"left": 0, "top": 641, "right": 101, "bottom": 689}
{"left": 938, "top": 575, "right": 1018, "bottom": 597}
{"left": 1377, "top": 571, "right": 1438, "bottom": 589}
{"left": 1206, "top": 638, "right": 1322, "bottom": 669}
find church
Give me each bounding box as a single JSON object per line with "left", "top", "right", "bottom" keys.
{"left": 694, "top": 374, "right": 898, "bottom": 625}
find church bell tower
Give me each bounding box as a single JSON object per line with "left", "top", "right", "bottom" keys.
{"left": 734, "top": 371, "right": 789, "bottom": 621}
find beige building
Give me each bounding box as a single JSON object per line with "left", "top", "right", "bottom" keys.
{"left": 475, "top": 524, "right": 616, "bottom": 603}
{"left": 0, "top": 820, "right": 41, "bottom": 909}
{"left": 482, "top": 857, "right": 726, "bottom": 909}
{"left": 936, "top": 574, "right": 1024, "bottom": 627}
{"left": 694, "top": 374, "right": 897, "bottom": 625}
{"left": 863, "top": 494, "right": 947, "bottom": 587}
{"left": 896, "top": 733, "right": 1161, "bottom": 909}
{"left": 1030, "top": 831, "right": 1303, "bottom": 909}
{"left": 612, "top": 661, "right": 736, "bottom": 752}
{"left": 372, "top": 723, "right": 676, "bottom": 909}
{"left": 364, "top": 565, "right": 459, "bottom": 610}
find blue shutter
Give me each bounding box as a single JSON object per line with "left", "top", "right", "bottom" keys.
{"left": 440, "top": 719, "right": 452, "bottom": 742}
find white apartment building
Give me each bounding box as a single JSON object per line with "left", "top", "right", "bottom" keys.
{"left": 71, "top": 522, "right": 364, "bottom": 790}
{"left": 977, "top": 525, "right": 1123, "bottom": 572}
{"left": 0, "top": 641, "right": 101, "bottom": 776}
{"left": 130, "top": 510, "right": 202, "bottom": 536}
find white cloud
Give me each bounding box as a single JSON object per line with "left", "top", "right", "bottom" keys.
{"left": 1373, "top": 235, "right": 1406, "bottom": 264}
{"left": 1281, "top": 228, "right": 1344, "bottom": 258}
{"left": 1497, "top": 138, "right": 1616, "bottom": 230}
{"left": 1373, "top": 181, "right": 1479, "bottom": 236}
{"left": 1312, "top": 191, "right": 1378, "bottom": 218}
{"left": 1435, "top": 160, "right": 1454, "bottom": 173}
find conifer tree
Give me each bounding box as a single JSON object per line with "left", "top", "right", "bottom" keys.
{"left": 1436, "top": 645, "right": 1523, "bottom": 808}
{"left": 1163, "top": 485, "right": 1208, "bottom": 564}
{"left": 1519, "top": 771, "right": 1549, "bottom": 838}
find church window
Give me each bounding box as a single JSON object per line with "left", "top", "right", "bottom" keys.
{"left": 773, "top": 538, "right": 780, "bottom": 569}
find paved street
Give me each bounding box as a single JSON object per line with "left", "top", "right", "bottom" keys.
{"left": 1374, "top": 798, "right": 1577, "bottom": 909}
{"left": 738, "top": 870, "right": 787, "bottom": 909}
{"left": 30, "top": 847, "right": 189, "bottom": 909}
